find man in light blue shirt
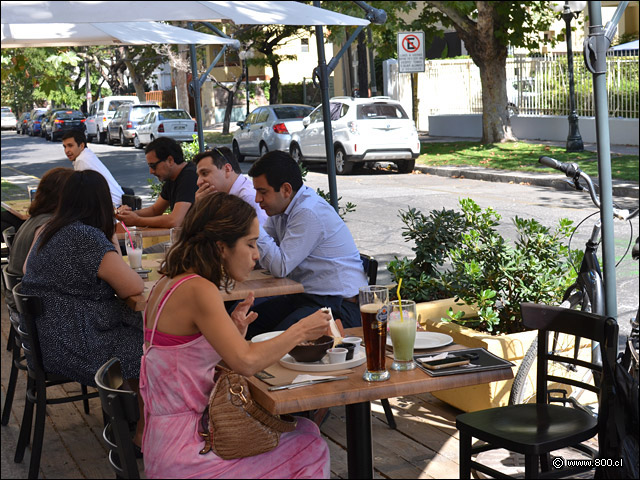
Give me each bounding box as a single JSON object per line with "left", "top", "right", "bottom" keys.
{"left": 246, "top": 151, "right": 367, "bottom": 338}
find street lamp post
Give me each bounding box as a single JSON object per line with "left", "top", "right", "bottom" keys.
{"left": 553, "top": 1, "right": 587, "bottom": 152}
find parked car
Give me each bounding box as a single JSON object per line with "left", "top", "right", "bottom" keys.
{"left": 86, "top": 95, "right": 139, "bottom": 144}
{"left": 231, "top": 104, "right": 314, "bottom": 162}
{"left": 134, "top": 109, "right": 196, "bottom": 148}
{"left": 1, "top": 110, "right": 17, "bottom": 130}
{"left": 27, "top": 108, "right": 48, "bottom": 136}
{"left": 107, "top": 103, "right": 159, "bottom": 146}
{"left": 40, "top": 108, "right": 68, "bottom": 140}
{"left": 16, "top": 112, "right": 30, "bottom": 134}
{"left": 44, "top": 109, "right": 86, "bottom": 141}
{"left": 289, "top": 96, "right": 420, "bottom": 175}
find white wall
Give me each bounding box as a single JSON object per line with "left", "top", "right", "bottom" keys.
{"left": 428, "top": 114, "right": 639, "bottom": 146}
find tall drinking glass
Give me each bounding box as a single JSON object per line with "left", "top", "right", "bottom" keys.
{"left": 359, "top": 285, "right": 390, "bottom": 382}
{"left": 388, "top": 300, "right": 417, "bottom": 371}
{"left": 125, "top": 231, "right": 143, "bottom": 270}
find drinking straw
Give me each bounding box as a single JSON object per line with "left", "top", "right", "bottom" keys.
{"left": 120, "top": 221, "right": 135, "bottom": 250}
{"left": 396, "top": 278, "right": 404, "bottom": 322}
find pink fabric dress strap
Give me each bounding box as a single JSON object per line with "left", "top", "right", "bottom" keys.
{"left": 145, "top": 274, "right": 201, "bottom": 350}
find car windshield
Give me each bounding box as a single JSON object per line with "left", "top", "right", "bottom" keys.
{"left": 2, "top": 112, "right": 16, "bottom": 118}
{"left": 56, "top": 111, "right": 84, "bottom": 120}
{"left": 356, "top": 103, "right": 408, "bottom": 120}
{"left": 158, "top": 111, "right": 190, "bottom": 120}
{"left": 131, "top": 106, "right": 158, "bottom": 120}
{"left": 109, "top": 100, "right": 135, "bottom": 111}
{"left": 273, "top": 106, "right": 313, "bottom": 119}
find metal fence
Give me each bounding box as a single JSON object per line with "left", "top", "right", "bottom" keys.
{"left": 421, "top": 53, "right": 638, "bottom": 118}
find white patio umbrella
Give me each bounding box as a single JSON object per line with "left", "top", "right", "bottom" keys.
{"left": 1, "top": 0, "right": 371, "bottom": 211}
{"left": 1, "top": 21, "right": 241, "bottom": 48}
{"left": 1, "top": 0, "right": 369, "bottom": 26}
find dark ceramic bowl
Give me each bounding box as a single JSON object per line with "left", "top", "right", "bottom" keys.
{"left": 288, "top": 335, "right": 334, "bottom": 363}
{"left": 334, "top": 343, "right": 355, "bottom": 360}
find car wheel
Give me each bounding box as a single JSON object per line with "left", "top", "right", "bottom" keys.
{"left": 232, "top": 141, "right": 245, "bottom": 162}
{"left": 334, "top": 146, "right": 353, "bottom": 175}
{"left": 120, "top": 130, "right": 130, "bottom": 147}
{"left": 133, "top": 134, "right": 142, "bottom": 149}
{"left": 396, "top": 159, "right": 416, "bottom": 174}
{"left": 107, "top": 130, "right": 115, "bottom": 145}
{"left": 150, "top": 134, "right": 155, "bottom": 143}
{"left": 290, "top": 143, "right": 303, "bottom": 164}
{"left": 259, "top": 142, "right": 269, "bottom": 158}
{"left": 98, "top": 129, "right": 106, "bottom": 144}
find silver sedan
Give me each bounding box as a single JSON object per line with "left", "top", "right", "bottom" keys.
{"left": 232, "top": 104, "right": 313, "bottom": 162}
{"left": 134, "top": 109, "right": 196, "bottom": 148}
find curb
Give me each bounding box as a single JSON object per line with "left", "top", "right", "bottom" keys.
{"left": 414, "top": 164, "right": 639, "bottom": 199}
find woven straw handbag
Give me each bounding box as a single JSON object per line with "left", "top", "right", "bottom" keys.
{"left": 199, "top": 365, "right": 297, "bottom": 459}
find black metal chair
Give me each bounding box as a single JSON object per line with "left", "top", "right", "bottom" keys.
{"left": 95, "top": 357, "right": 141, "bottom": 479}
{"left": 359, "top": 254, "right": 397, "bottom": 430}
{"left": 12, "top": 282, "right": 100, "bottom": 479}
{"left": 456, "top": 302, "right": 618, "bottom": 479}
{"left": 2, "top": 265, "right": 25, "bottom": 426}
{"left": 2, "top": 227, "right": 17, "bottom": 352}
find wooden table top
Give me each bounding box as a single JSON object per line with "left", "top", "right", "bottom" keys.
{"left": 1, "top": 200, "right": 30, "bottom": 221}
{"left": 125, "top": 253, "right": 304, "bottom": 311}
{"left": 248, "top": 328, "right": 513, "bottom": 415}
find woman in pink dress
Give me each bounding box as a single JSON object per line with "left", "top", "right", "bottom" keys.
{"left": 140, "top": 192, "right": 331, "bottom": 479}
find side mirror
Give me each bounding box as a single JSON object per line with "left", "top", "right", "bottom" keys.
{"left": 236, "top": 121, "right": 245, "bottom": 128}
{"left": 302, "top": 117, "right": 310, "bottom": 128}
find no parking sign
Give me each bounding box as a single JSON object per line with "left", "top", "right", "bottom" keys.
{"left": 397, "top": 32, "right": 425, "bottom": 73}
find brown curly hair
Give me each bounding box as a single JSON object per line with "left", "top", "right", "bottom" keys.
{"left": 159, "top": 192, "right": 257, "bottom": 290}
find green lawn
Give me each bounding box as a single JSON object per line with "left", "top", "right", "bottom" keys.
{"left": 203, "top": 131, "right": 234, "bottom": 145}
{"left": 417, "top": 141, "right": 639, "bottom": 182}
{"left": 1, "top": 179, "right": 27, "bottom": 201}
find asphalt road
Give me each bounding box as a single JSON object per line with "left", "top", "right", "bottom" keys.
{"left": 2, "top": 130, "right": 638, "bottom": 338}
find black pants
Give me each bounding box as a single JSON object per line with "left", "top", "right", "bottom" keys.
{"left": 245, "top": 293, "right": 361, "bottom": 340}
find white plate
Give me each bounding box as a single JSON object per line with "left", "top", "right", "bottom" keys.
{"left": 387, "top": 331, "right": 454, "bottom": 350}
{"left": 279, "top": 350, "right": 366, "bottom": 372}
{"left": 251, "top": 331, "right": 284, "bottom": 343}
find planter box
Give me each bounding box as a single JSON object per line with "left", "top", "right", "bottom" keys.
{"left": 416, "top": 298, "right": 593, "bottom": 412}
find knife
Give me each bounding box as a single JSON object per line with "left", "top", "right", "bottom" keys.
{"left": 268, "top": 376, "right": 348, "bottom": 391}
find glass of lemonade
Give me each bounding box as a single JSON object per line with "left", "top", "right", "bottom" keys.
{"left": 388, "top": 300, "right": 417, "bottom": 371}
{"left": 359, "top": 285, "right": 390, "bottom": 382}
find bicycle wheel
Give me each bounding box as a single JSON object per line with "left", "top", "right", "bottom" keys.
{"left": 509, "top": 290, "right": 587, "bottom": 405}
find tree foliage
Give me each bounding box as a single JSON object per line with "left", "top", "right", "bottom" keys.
{"left": 323, "top": 1, "right": 559, "bottom": 144}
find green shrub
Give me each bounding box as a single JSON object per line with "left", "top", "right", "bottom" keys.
{"left": 388, "top": 198, "right": 578, "bottom": 335}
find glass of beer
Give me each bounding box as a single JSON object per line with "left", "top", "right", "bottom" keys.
{"left": 359, "top": 285, "right": 390, "bottom": 382}
{"left": 388, "top": 300, "right": 417, "bottom": 371}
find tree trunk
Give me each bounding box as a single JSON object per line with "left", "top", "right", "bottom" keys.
{"left": 222, "top": 90, "right": 235, "bottom": 135}
{"left": 269, "top": 61, "right": 280, "bottom": 105}
{"left": 477, "top": 56, "right": 516, "bottom": 143}
{"left": 176, "top": 44, "right": 190, "bottom": 114}
{"left": 357, "top": 29, "right": 369, "bottom": 97}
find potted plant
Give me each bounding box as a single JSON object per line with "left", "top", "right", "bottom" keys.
{"left": 388, "top": 198, "right": 581, "bottom": 411}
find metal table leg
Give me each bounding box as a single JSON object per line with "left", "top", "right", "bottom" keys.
{"left": 345, "top": 401, "right": 373, "bottom": 479}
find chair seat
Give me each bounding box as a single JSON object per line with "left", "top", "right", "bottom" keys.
{"left": 456, "top": 404, "right": 598, "bottom": 455}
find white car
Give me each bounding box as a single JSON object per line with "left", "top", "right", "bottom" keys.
{"left": 1, "top": 110, "right": 17, "bottom": 130}
{"left": 289, "top": 96, "right": 420, "bottom": 174}
{"left": 232, "top": 104, "right": 313, "bottom": 162}
{"left": 133, "top": 109, "right": 196, "bottom": 148}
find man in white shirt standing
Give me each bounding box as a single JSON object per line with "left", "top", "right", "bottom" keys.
{"left": 193, "top": 147, "right": 267, "bottom": 225}
{"left": 62, "top": 130, "right": 124, "bottom": 207}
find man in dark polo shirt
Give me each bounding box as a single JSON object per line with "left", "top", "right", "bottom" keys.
{"left": 116, "top": 137, "right": 197, "bottom": 228}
